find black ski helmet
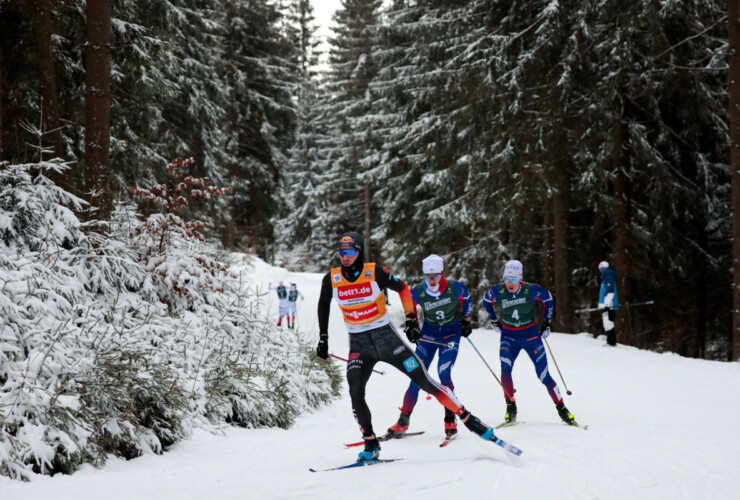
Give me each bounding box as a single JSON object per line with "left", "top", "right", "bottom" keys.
{"left": 337, "top": 231, "right": 365, "bottom": 266}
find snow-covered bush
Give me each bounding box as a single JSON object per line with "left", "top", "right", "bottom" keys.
{"left": 129, "top": 158, "right": 231, "bottom": 310}
{"left": 0, "top": 161, "right": 340, "bottom": 481}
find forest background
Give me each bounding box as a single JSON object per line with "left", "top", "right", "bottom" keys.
{"left": 1, "top": 0, "right": 737, "bottom": 361}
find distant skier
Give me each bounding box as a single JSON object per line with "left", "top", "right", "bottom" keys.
{"left": 268, "top": 281, "right": 289, "bottom": 327}
{"left": 386, "top": 254, "right": 473, "bottom": 440}
{"left": 598, "top": 261, "right": 619, "bottom": 346}
{"left": 286, "top": 283, "right": 304, "bottom": 329}
{"left": 316, "top": 232, "right": 498, "bottom": 461}
{"left": 483, "top": 260, "right": 578, "bottom": 426}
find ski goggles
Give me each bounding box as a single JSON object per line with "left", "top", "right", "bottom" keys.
{"left": 425, "top": 273, "right": 442, "bottom": 281}
{"left": 338, "top": 249, "right": 358, "bottom": 258}
{"left": 504, "top": 276, "right": 520, "bottom": 283}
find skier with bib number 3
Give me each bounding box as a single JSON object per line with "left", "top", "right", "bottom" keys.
{"left": 482, "top": 260, "right": 578, "bottom": 427}
{"left": 386, "top": 254, "right": 473, "bottom": 442}
{"left": 316, "top": 232, "right": 501, "bottom": 462}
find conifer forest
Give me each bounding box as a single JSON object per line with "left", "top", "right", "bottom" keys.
{"left": 1, "top": 0, "right": 737, "bottom": 363}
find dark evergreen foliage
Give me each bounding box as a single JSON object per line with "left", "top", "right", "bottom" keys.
{"left": 279, "top": 0, "right": 729, "bottom": 359}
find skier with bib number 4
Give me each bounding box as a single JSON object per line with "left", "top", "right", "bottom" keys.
{"left": 483, "top": 260, "right": 578, "bottom": 427}
{"left": 386, "top": 254, "right": 473, "bottom": 442}
{"left": 316, "top": 233, "right": 505, "bottom": 462}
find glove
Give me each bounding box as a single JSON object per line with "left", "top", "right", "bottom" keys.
{"left": 598, "top": 302, "right": 606, "bottom": 311}
{"left": 490, "top": 319, "right": 501, "bottom": 335}
{"left": 316, "top": 333, "right": 328, "bottom": 359}
{"left": 404, "top": 314, "right": 422, "bottom": 344}
{"left": 460, "top": 318, "right": 473, "bottom": 338}
{"left": 540, "top": 319, "right": 551, "bottom": 339}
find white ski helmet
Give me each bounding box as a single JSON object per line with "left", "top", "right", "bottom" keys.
{"left": 422, "top": 254, "right": 444, "bottom": 275}
{"left": 503, "top": 260, "right": 523, "bottom": 280}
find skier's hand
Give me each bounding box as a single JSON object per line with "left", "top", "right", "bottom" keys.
{"left": 490, "top": 319, "right": 502, "bottom": 335}
{"left": 598, "top": 302, "right": 605, "bottom": 311}
{"left": 460, "top": 317, "right": 473, "bottom": 338}
{"left": 404, "top": 314, "right": 422, "bottom": 344}
{"left": 316, "top": 333, "right": 329, "bottom": 359}
{"left": 540, "top": 319, "right": 551, "bottom": 339}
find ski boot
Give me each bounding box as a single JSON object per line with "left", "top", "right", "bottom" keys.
{"left": 386, "top": 411, "right": 410, "bottom": 438}
{"left": 556, "top": 401, "right": 576, "bottom": 425}
{"left": 504, "top": 399, "right": 517, "bottom": 423}
{"left": 460, "top": 409, "right": 494, "bottom": 441}
{"left": 444, "top": 408, "right": 457, "bottom": 438}
{"left": 357, "top": 434, "right": 380, "bottom": 461}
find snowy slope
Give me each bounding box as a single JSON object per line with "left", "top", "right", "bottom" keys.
{"left": 3, "top": 256, "right": 740, "bottom": 500}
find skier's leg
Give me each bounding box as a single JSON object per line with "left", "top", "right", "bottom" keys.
{"left": 436, "top": 333, "right": 460, "bottom": 392}
{"left": 372, "top": 325, "right": 496, "bottom": 439}
{"left": 436, "top": 334, "right": 460, "bottom": 434}
{"left": 522, "top": 336, "right": 562, "bottom": 404}
{"left": 346, "top": 332, "right": 380, "bottom": 436}
{"left": 371, "top": 325, "right": 463, "bottom": 414}
{"left": 400, "top": 340, "right": 437, "bottom": 414}
{"left": 500, "top": 334, "right": 522, "bottom": 401}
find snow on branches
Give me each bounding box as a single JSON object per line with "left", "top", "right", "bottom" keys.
{"left": 129, "top": 158, "right": 231, "bottom": 308}
{"left": 0, "top": 161, "right": 338, "bottom": 481}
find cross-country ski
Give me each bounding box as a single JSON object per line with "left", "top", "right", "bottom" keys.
{"left": 309, "top": 458, "right": 407, "bottom": 473}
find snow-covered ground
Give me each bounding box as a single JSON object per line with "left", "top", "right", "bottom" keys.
{"left": 3, "top": 256, "right": 740, "bottom": 499}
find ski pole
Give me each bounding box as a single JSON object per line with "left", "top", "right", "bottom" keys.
{"left": 330, "top": 354, "right": 385, "bottom": 375}
{"left": 419, "top": 338, "right": 455, "bottom": 349}
{"left": 465, "top": 338, "right": 513, "bottom": 400}
{"left": 575, "top": 300, "right": 654, "bottom": 314}
{"left": 543, "top": 338, "right": 572, "bottom": 395}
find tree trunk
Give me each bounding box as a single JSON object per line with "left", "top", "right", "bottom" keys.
{"left": 0, "top": 41, "right": 5, "bottom": 158}
{"left": 729, "top": 0, "right": 740, "bottom": 361}
{"left": 33, "top": 0, "right": 64, "bottom": 158}
{"left": 612, "top": 119, "right": 633, "bottom": 345}
{"left": 364, "top": 182, "right": 372, "bottom": 261}
{"left": 543, "top": 199, "right": 554, "bottom": 291}
{"left": 84, "top": 0, "right": 112, "bottom": 220}
{"left": 552, "top": 167, "right": 572, "bottom": 333}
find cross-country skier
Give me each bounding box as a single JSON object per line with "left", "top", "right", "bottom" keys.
{"left": 316, "top": 232, "right": 498, "bottom": 461}
{"left": 482, "top": 260, "right": 577, "bottom": 426}
{"left": 268, "top": 281, "right": 289, "bottom": 327}
{"left": 286, "top": 283, "right": 304, "bottom": 329}
{"left": 598, "top": 261, "right": 619, "bottom": 346}
{"left": 386, "top": 254, "right": 473, "bottom": 440}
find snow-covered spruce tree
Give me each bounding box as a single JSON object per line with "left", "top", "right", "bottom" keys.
{"left": 561, "top": 0, "right": 729, "bottom": 354}
{"left": 369, "top": 0, "right": 513, "bottom": 295}
{"left": 218, "top": 0, "right": 300, "bottom": 254}
{"left": 0, "top": 160, "right": 339, "bottom": 480}
{"left": 308, "top": 0, "right": 385, "bottom": 265}
{"left": 274, "top": 0, "right": 336, "bottom": 270}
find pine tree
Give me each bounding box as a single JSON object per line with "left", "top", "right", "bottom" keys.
{"left": 274, "top": 0, "right": 335, "bottom": 269}
{"left": 314, "top": 0, "right": 384, "bottom": 261}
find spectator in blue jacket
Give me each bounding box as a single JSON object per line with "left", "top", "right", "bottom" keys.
{"left": 598, "top": 261, "right": 619, "bottom": 346}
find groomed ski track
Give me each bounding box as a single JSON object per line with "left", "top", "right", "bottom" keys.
{"left": 3, "top": 257, "right": 739, "bottom": 500}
